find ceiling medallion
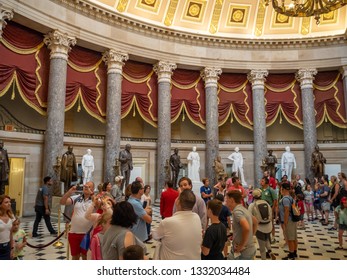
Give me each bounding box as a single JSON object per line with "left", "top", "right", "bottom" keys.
{"left": 265, "top": 0, "right": 347, "bottom": 24}
{"left": 232, "top": 9, "right": 244, "bottom": 22}
{"left": 188, "top": 3, "right": 201, "bottom": 17}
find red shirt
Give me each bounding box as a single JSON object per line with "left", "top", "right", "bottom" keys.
{"left": 227, "top": 185, "right": 246, "bottom": 206}
{"left": 269, "top": 176, "right": 277, "bottom": 190}
{"left": 160, "top": 187, "right": 179, "bottom": 218}
{"left": 298, "top": 200, "right": 305, "bottom": 215}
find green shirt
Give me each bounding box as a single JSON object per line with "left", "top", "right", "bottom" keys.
{"left": 335, "top": 205, "right": 347, "bottom": 225}
{"left": 261, "top": 186, "right": 277, "bottom": 207}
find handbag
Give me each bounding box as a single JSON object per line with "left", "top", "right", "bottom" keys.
{"left": 80, "top": 227, "right": 93, "bottom": 251}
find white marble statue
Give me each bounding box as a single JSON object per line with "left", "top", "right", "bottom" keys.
{"left": 281, "top": 146, "right": 296, "bottom": 181}
{"left": 82, "top": 149, "right": 94, "bottom": 184}
{"left": 228, "top": 147, "right": 247, "bottom": 186}
{"left": 187, "top": 146, "right": 200, "bottom": 182}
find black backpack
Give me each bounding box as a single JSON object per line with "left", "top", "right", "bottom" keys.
{"left": 253, "top": 200, "right": 271, "bottom": 224}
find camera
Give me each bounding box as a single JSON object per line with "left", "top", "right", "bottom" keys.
{"left": 76, "top": 184, "right": 83, "bottom": 191}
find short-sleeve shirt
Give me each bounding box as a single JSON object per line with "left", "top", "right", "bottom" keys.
{"left": 279, "top": 195, "right": 293, "bottom": 222}
{"left": 70, "top": 195, "right": 93, "bottom": 234}
{"left": 232, "top": 204, "right": 255, "bottom": 252}
{"left": 261, "top": 186, "right": 277, "bottom": 207}
{"left": 128, "top": 196, "right": 148, "bottom": 242}
{"left": 219, "top": 205, "right": 232, "bottom": 229}
{"left": 35, "top": 185, "right": 50, "bottom": 207}
{"left": 335, "top": 205, "right": 347, "bottom": 225}
{"left": 13, "top": 229, "right": 27, "bottom": 258}
{"left": 200, "top": 186, "right": 212, "bottom": 204}
{"left": 202, "top": 222, "right": 227, "bottom": 260}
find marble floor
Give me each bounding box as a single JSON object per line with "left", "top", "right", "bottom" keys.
{"left": 21, "top": 206, "right": 347, "bottom": 260}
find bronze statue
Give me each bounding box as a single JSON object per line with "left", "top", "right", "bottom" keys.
{"left": 60, "top": 146, "right": 77, "bottom": 193}
{"left": 164, "top": 159, "right": 171, "bottom": 182}
{"left": 213, "top": 156, "right": 226, "bottom": 179}
{"left": 118, "top": 143, "right": 133, "bottom": 192}
{"left": 0, "top": 140, "right": 10, "bottom": 195}
{"left": 311, "top": 145, "right": 326, "bottom": 179}
{"left": 264, "top": 149, "right": 278, "bottom": 178}
{"left": 170, "top": 148, "right": 182, "bottom": 189}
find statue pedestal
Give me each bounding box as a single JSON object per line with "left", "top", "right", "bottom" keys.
{"left": 191, "top": 181, "right": 201, "bottom": 197}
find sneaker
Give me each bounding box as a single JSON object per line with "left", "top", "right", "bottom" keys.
{"left": 282, "top": 255, "right": 295, "bottom": 260}
{"left": 328, "top": 227, "right": 337, "bottom": 231}
{"left": 266, "top": 252, "right": 270, "bottom": 259}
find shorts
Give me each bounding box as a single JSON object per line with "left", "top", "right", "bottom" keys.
{"left": 68, "top": 232, "right": 88, "bottom": 257}
{"left": 321, "top": 201, "right": 331, "bottom": 212}
{"left": 300, "top": 214, "right": 304, "bottom": 221}
{"left": 284, "top": 220, "right": 297, "bottom": 241}
{"left": 338, "top": 224, "right": 347, "bottom": 231}
{"left": 313, "top": 201, "right": 321, "bottom": 210}
{"left": 305, "top": 202, "right": 313, "bottom": 212}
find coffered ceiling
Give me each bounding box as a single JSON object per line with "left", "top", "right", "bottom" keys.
{"left": 90, "top": 0, "right": 347, "bottom": 39}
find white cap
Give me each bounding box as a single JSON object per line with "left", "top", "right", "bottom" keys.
{"left": 115, "top": 176, "right": 124, "bottom": 183}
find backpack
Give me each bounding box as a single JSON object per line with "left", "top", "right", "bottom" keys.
{"left": 282, "top": 197, "right": 301, "bottom": 222}
{"left": 253, "top": 200, "right": 271, "bottom": 224}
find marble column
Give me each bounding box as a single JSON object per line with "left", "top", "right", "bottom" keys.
{"left": 201, "top": 67, "right": 222, "bottom": 184}
{"left": 296, "top": 68, "right": 317, "bottom": 181}
{"left": 102, "top": 50, "right": 129, "bottom": 183}
{"left": 340, "top": 66, "right": 347, "bottom": 121}
{"left": 43, "top": 30, "right": 76, "bottom": 178}
{"left": 153, "top": 61, "right": 177, "bottom": 200}
{"left": 248, "top": 69, "right": 268, "bottom": 187}
{"left": 0, "top": 6, "right": 13, "bottom": 39}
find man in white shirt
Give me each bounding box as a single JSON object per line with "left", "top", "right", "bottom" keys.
{"left": 152, "top": 189, "right": 202, "bottom": 260}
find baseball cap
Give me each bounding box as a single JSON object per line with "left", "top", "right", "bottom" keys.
{"left": 341, "top": 197, "right": 347, "bottom": 204}
{"left": 115, "top": 176, "right": 124, "bottom": 183}
{"left": 252, "top": 189, "right": 262, "bottom": 199}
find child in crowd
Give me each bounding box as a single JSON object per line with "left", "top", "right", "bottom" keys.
{"left": 297, "top": 194, "right": 305, "bottom": 229}
{"left": 201, "top": 199, "right": 227, "bottom": 260}
{"left": 12, "top": 218, "right": 27, "bottom": 260}
{"left": 123, "top": 244, "right": 145, "bottom": 260}
{"left": 246, "top": 185, "right": 254, "bottom": 207}
{"left": 313, "top": 180, "right": 322, "bottom": 220}
{"left": 334, "top": 197, "right": 347, "bottom": 250}
{"left": 303, "top": 182, "right": 314, "bottom": 221}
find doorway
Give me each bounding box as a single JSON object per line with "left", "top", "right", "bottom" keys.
{"left": 8, "top": 158, "right": 25, "bottom": 217}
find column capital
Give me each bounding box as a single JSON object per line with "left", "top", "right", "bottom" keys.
{"left": 102, "top": 49, "right": 129, "bottom": 74}
{"left": 340, "top": 66, "right": 347, "bottom": 79}
{"left": 153, "top": 61, "right": 177, "bottom": 83}
{"left": 296, "top": 68, "right": 317, "bottom": 89}
{"left": 247, "top": 69, "right": 268, "bottom": 90}
{"left": 201, "top": 67, "right": 222, "bottom": 88}
{"left": 44, "top": 30, "right": 76, "bottom": 61}
{"left": 0, "top": 6, "right": 14, "bottom": 39}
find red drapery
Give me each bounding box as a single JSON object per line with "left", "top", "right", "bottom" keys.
{"left": 0, "top": 22, "right": 346, "bottom": 129}
{"left": 218, "top": 73, "right": 253, "bottom": 129}
{"left": 314, "top": 71, "right": 346, "bottom": 128}
{"left": 0, "top": 22, "right": 49, "bottom": 114}
{"left": 171, "top": 69, "right": 205, "bottom": 129}
{"left": 122, "top": 61, "right": 158, "bottom": 126}
{"left": 66, "top": 46, "right": 107, "bottom": 122}
{"left": 265, "top": 74, "right": 303, "bottom": 128}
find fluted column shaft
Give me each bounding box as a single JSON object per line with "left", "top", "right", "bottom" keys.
{"left": 0, "top": 6, "right": 13, "bottom": 39}
{"left": 43, "top": 30, "right": 76, "bottom": 177}
{"left": 201, "top": 67, "right": 222, "bottom": 184}
{"left": 102, "top": 50, "right": 129, "bottom": 183}
{"left": 340, "top": 66, "right": 347, "bottom": 121}
{"left": 248, "top": 70, "right": 268, "bottom": 187}
{"left": 296, "top": 69, "right": 317, "bottom": 181}
{"left": 153, "top": 61, "right": 177, "bottom": 200}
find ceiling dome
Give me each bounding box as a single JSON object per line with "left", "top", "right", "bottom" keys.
{"left": 91, "top": 0, "right": 347, "bottom": 39}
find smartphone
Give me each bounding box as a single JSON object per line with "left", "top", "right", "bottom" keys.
{"left": 76, "top": 184, "right": 83, "bottom": 191}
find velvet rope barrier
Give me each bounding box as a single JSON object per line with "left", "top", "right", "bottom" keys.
{"left": 26, "top": 230, "right": 65, "bottom": 249}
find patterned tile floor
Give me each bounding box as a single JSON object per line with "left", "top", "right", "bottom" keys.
{"left": 21, "top": 206, "right": 347, "bottom": 260}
